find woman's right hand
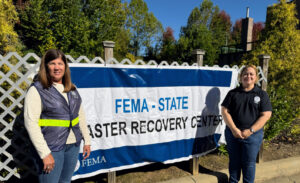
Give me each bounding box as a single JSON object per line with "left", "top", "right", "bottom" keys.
{"left": 231, "top": 128, "right": 244, "bottom": 139}
{"left": 43, "top": 153, "right": 55, "bottom": 173}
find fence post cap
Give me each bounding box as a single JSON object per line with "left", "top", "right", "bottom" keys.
{"left": 192, "top": 49, "right": 205, "bottom": 55}
{"left": 258, "top": 54, "right": 270, "bottom": 59}
{"left": 103, "top": 41, "right": 115, "bottom": 48}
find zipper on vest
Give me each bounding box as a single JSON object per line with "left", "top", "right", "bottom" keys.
{"left": 68, "top": 91, "right": 73, "bottom": 128}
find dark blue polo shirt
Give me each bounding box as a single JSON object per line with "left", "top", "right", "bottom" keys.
{"left": 221, "top": 85, "right": 272, "bottom": 130}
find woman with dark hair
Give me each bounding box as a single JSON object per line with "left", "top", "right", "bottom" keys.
{"left": 24, "top": 49, "right": 91, "bottom": 182}
{"left": 221, "top": 65, "right": 272, "bottom": 183}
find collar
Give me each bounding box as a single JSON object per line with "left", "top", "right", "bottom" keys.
{"left": 52, "top": 82, "right": 65, "bottom": 92}
{"left": 237, "top": 84, "right": 260, "bottom": 93}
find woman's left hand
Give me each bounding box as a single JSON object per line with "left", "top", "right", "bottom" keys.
{"left": 241, "top": 129, "right": 252, "bottom": 139}
{"left": 82, "top": 145, "right": 91, "bottom": 160}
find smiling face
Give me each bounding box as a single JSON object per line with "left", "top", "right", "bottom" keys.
{"left": 241, "top": 67, "right": 257, "bottom": 89}
{"left": 47, "top": 57, "right": 65, "bottom": 84}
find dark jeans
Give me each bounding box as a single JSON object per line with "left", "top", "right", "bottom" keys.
{"left": 225, "top": 127, "right": 263, "bottom": 183}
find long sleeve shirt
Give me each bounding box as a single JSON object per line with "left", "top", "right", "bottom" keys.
{"left": 24, "top": 83, "right": 91, "bottom": 159}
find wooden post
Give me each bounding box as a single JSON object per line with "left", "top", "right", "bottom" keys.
{"left": 188, "top": 49, "right": 205, "bottom": 175}
{"left": 103, "top": 41, "right": 115, "bottom": 64}
{"left": 189, "top": 156, "right": 200, "bottom": 175}
{"left": 192, "top": 49, "right": 205, "bottom": 66}
{"left": 257, "top": 54, "right": 270, "bottom": 163}
{"left": 103, "top": 41, "right": 116, "bottom": 183}
{"left": 259, "top": 54, "right": 270, "bottom": 91}
{"left": 107, "top": 171, "right": 116, "bottom": 183}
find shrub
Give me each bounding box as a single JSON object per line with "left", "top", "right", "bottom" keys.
{"left": 264, "top": 86, "right": 299, "bottom": 141}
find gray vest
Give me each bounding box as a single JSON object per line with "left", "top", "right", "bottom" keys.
{"left": 33, "top": 81, "right": 83, "bottom": 151}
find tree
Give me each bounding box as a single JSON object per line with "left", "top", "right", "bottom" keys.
{"left": 249, "top": 0, "right": 300, "bottom": 99}
{"left": 178, "top": 20, "right": 215, "bottom": 64}
{"left": 245, "top": 0, "right": 300, "bottom": 140}
{"left": 17, "top": 0, "right": 129, "bottom": 58}
{"left": 210, "top": 9, "right": 232, "bottom": 58}
{"left": 178, "top": 0, "right": 224, "bottom": 65}
{"left": 17, "top": 0, "right": 90, "bottom": 57}
{"left": 231, "top": 19, "right": 242, "bottom": 45}
{"left": 0, "top": 0, "right": 27, "bottom": 110}
{"left": 114, "top": 28, "right": 131, "bottom": 60}
{"left": 231, "top": 20, "right": 264, "bottom": 45}
{"left": 126, "top": 0, "right": 163, "bottom": 56}
{"left": 82, "top": 0, "right": 128, "bottom": 59}
{"left": 17, "top": 0, "right": 54, "bottom": 54}
{"left": 0, "top": 0, "right": 22, "bottom": 55}
{"left": 252, "top": 22, "right": 265, "bottom": 42}
{"left": 158, "top": 27, "right": 176, "bottom": 62}
{"left": 198, "top": 0, "right": 214, "bottom": 26}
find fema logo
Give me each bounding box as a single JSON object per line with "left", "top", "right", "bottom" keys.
{"left": 71, "top": 91, "right": 78, "bottom": 99}
{"left": 254, "top": 96, "right": 261, "bottom": 104}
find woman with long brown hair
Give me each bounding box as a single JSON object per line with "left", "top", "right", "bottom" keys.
{"left": 24, "top": 49, "right": 91, "bottom": 182}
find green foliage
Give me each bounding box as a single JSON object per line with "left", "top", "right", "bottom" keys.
{"left": 178, "top": 22, "right": 215, "bottom": 65}
{"left": 243, "top": 0, "right": 300, "bottom": 140}
{"left": 126, "top": 0, "right": 163, "bottom": 56}
{"left": 210, "top": 9, "right": 231, "bottom": 60}
{"left": 264, "top": 86, "right": 299, "bottom": 140}
{"left": 114, "top": 28, "right": 131, "bottom": 60}
{"left": 246, "top": 0, "right": 300, "bottom": 98}
{"left": 125, "top": 53, "right": 136, "bottom": 63}
{"left": 158, "top": 27, "right": 177, "bottom": 62}
{"left": 82, "top": 0, "right": 128, "bottom": 58}
{"left": 177, "top": 0, "right": 231, "bottom": 65}
{"left": 17, "top": 0, "right": 128, "bottom": 58}
{"left": 17, "top": 0, "right": 89, "bottom": 56}
{"left": 290, "top": 120, "right": 300, "bottom": 141}
{"left": 16, "top": 0, "right": 167, "bottom": 59}
{"left": 16, "top": 0, "right": 55, "bottom": 54}
{"left": 0, "top": 0, "right": 23, "bottom": 54}
{"left": 217, "top": 144, "right": 228, "bottom": 155}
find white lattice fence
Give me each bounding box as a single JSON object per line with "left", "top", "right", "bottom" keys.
{"left": 0, "top": 52, "right": 267, "bottom": 181}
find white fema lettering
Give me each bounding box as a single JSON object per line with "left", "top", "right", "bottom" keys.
{"left": 81, "top": 155, "right": 107, "bottom": 167}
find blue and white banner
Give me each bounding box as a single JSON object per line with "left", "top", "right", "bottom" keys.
{"left": 69, "top": 64, "right": 238, "bottom": 180}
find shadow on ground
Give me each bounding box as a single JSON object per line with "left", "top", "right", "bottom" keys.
{"left": 199, "top": 165, "right": 228, "bottom": 183}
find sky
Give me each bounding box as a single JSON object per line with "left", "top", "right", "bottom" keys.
{"left": 143, "top": 0, "right": 278, "bottom": 40}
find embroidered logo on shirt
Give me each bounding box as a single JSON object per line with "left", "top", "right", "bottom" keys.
{"left": 254, "top": 96, "right": 261, "bottom": 104}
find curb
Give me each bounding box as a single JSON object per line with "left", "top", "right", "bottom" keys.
{"left": 158, "top": 156, "right": 300, "bottom": 183}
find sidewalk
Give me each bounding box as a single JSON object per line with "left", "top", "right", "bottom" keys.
{"left": 159, "top": 156, "right": 300, "bottom": 183}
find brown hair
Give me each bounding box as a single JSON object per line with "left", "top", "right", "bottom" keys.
{"left": 37, "top": 49, "right": 75, "bottom": 92}
{"left": 239, "top": 65, "right": 259, "bottom": 84}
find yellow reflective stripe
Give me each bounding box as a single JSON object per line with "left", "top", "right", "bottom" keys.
{"left": 38, "top": 119, "right": 70, "bottom": 127}
{"left": 39, "top": 117, "right": 79, "bottom": 127}
{"left": 72, "top": 117, "right": 79, "bottom": 126}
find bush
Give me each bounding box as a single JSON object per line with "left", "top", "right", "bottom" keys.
{"left": 264, "top": 86, "right": 300, "bottom": 141}
{"left": 217, "top": 144, "right": 228, "bottom": 155}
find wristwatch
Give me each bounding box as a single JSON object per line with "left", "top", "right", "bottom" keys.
{"left": 250, "top": 128, "right": 255, "bottom": 133}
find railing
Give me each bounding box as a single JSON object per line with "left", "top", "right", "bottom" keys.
{"left": 220, "top": 41, "right": 260, "bottom": 54}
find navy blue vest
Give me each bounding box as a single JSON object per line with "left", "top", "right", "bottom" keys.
{"left": 33, "top": 81, "right": 83, "bottom": 151}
